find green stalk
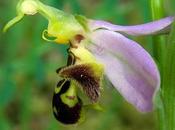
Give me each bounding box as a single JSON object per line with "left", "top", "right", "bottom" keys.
{"left": 151, "top": 1, "right": 175, "bottom": 130}
{"left": 162, "top": 21, "right": 175, "bottom": 130}
{"left": 151, "top": 0, "right": 165, "bottom": 69}
{"left": 150, "top": 0, "right": 166, "bottom": 130}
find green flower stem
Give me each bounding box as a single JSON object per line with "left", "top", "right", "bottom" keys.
{"left": 150, "top": 0, "right": 166, "bottom": 130}
{"left": 150, "top": 0, "right": 165, "bottom": 69}
{"left": 151, "top": 1, "right": 175, "bottom": 130}
{"left": 162, "top": 21, "right": 175, "bottom": 130}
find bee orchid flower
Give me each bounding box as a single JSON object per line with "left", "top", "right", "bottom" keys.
{"left": 4, "top": 0, "right": 174, "bottom": 113}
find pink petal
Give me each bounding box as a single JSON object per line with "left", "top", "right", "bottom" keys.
{"left": 89, "top": 16, "right": 174, "bottom": 36}
{"left": 86, "top": 30, "right": 160, "bottom": 112}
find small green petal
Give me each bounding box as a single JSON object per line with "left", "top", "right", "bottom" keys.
{"left": 42, "top": 30, "right": 57, "bottom": 42}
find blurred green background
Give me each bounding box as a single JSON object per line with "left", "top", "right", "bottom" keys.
{"left": 0, "top": 0, "right": 174, "bottom": 130}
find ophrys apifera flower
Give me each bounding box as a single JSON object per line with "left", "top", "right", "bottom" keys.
{"left": 53, "top": 50, "right": 103, "bottom": 125}
{"left": 3, "top": 0, "right": 174, "bottom": 123}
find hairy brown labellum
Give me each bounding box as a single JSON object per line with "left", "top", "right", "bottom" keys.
{"left": 58, "top": 64, "right": 101, "bottom": 102}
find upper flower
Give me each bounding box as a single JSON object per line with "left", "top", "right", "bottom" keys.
{"left": 3, "top": 0, "right": 174, "bottom": 112}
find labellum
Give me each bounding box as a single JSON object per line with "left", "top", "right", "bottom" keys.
{"left": 53, "top": 53, "right": 83, "bottom": 125}
{"left": 53, "top": 50, "right": 103, "bottom": 124}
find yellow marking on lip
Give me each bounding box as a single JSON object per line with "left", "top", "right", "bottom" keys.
{"left": 60, "top": 81, "right": 78, "bottom": 107}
